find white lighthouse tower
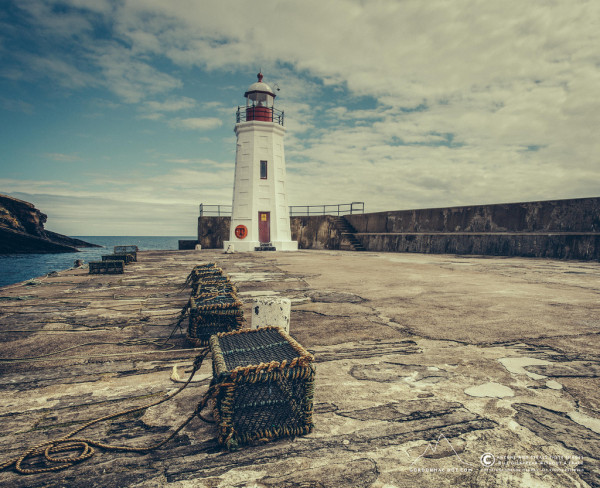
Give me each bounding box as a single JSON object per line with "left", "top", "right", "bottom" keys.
{"left": 223, "top": 73, "right": 298, "bottom": 252}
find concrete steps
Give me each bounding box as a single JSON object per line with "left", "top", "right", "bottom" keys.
{"left": 333, "top": 217, "right": 366, "bottom": 251}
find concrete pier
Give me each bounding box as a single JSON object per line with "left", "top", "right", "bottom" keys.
{"left": 0, "top": 250, "right": 599, "bottom": 487}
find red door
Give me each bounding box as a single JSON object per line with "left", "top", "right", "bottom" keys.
{"left": 258, "top": 212, "right": 270, "bottom": 243}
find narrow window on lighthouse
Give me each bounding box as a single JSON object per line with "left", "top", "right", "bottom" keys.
{"left": 260, "top": 160, "right": 268, "bottom": 179}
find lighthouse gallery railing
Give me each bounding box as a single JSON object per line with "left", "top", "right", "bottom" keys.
{"left": 236, "top": 106, "right": 284, "bottom": 126}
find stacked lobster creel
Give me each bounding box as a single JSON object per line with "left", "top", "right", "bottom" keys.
{"left": 184, "top": 263, "right": 244, "bottom": 347}
{"left": 89, "top": 244, "right": 139, "bottom": 274}
{"left": 209, "top": 326, "right": 316, "bottom": 449}
{"left": 114, "top": 245, "right": 138, "bottom": 262}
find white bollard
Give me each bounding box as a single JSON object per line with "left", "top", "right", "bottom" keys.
{"left": 224, "top": 244, "right": 234, "bottom": 254}
{"left": 195, "top": 244, "right": 202, "bottom": 250}
{"left": 251, "top": 297, "right": 291, "bottom": 334}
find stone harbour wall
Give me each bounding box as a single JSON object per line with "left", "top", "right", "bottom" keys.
{"left": 344, "top": 197, "right": 600, "bottom": 260}
{"left": 198, "top": 216, "right": 230, "bottom": 249}
{"left": 198, "top": 215, "right": 343, "bottom": 250}
{"left": 345, "top": 197, "right": 600, "bottom": 233}
{"left": 289, "top": 215, "right": 343, "bottom": 250}
{"left": 357, "top": 232, "right": 600, "bottom": 260}
{"left": 197, "top": 197, "right": 600, "bottom": 259}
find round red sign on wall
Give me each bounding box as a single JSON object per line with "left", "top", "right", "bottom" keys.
{"left": 234, "top": 225, "right": 248, "bottom": 239}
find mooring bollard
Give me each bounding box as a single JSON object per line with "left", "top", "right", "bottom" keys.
{"left": 251, "top": 297, "right": 291, "bottom": 334}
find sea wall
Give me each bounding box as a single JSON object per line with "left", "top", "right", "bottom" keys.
{"left": 198, "top": 216, "right": 230, "bottom": 249}
{"left": 198, "top": 215, "right": 344, "bottom": 250}
{"left": 290, "top": 215, "right": 344, "bottom": 249}
{"left": 344, "top": 197, "right": 600, "bottom": 233}
{"left": 344, "top": 197, "right": 600, "bottom": 260}
{"left": 354, "top": 233, "right": 599, "bottom": 260}
{"left": 197, "top": 197, "right": 600, "bottom": 259}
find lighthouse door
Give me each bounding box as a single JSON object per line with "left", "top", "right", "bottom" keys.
{"left": 258, "top": 212, "right": 270, "bottom": 243}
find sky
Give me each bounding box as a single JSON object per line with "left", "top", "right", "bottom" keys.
{"left": 1, "top": 0, "right": 598, "bottom": 236}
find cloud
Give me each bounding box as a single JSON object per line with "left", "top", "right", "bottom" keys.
{"left": 0, "top": 178, "right": 73, "bottom": 194}
{"left": 144, "top": 96, "right": 196, "bottom": 112}
{"left": 138, "top": 96, "right": 197, "bottom": 121}
{"left": 0, "top": 97, "right": 34, "bottom": 114}
{"left": 93, "top": 43, "right": 183, "bottom": 103}
{"left": 1, "top": 159, "right": 235, "bottom": 234}
{"left": 137, "top": 112, "right": 163, "bottom": 121}
{"left": 169, "top": 117, "right": 223, "bottom": 130}
{"left": 165, "top": 158, "right": 227, "bottom": 167}
{"left": 8, "top": 191, "right": 200, "bottom": 236}
{"left": 20, "top": 53, "right": 97, "bottom": 89}
{"left": 44, "top": 153, "right": 84, "bottom": 162}
{"left": 2, "top": 0, "right": 598, "bottom": 230}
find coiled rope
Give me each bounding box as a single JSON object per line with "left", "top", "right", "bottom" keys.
{"left": 0, "top": 348, "right": 217, "bottom": 475}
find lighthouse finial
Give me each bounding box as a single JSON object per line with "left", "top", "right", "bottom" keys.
{"left": 257, "top": 71, "right": 263, "bottom": 82}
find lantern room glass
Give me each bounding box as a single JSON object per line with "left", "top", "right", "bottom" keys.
{"left": 246, "top": 91, "right": 274, "bottom": 108}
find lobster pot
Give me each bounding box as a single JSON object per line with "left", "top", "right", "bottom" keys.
{"left": 114, "top": 245, "right": 138, "bottom": 254}
{"left": 89, "top": 261, "right": 124, "bottom": 274}
{"left": 191, "top": 277, "right": 237, "bottom": 297}
{"left": 101, "top": 253, "right": 135, "bottom": 264}
{"left": 114, "top": 246, "right": 138, "bottom": 261}
{"left": 209, "top": 327, "right": 315, "bottom": 449}
{"left": 187, "top": 295, "right": 243, "bottom": 346}
{"left": 190, "top": 268, "right": 223, "bottom": 283}
{"left": 185, "top": 263, "right": 222, "bottom": 286}
{"left": 191, "top": 271, "right": 228, "bottom": 286}
{"left": 191, "top": 262, "right": 217, "bottom": 271}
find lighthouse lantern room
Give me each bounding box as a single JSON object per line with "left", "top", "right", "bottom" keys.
{"left": 223, "top": 73, "right": 298, "bottom": 252}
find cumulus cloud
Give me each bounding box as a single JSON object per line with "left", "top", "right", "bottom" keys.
{"left": 93, "top": 44, "right": 182, "bottom": 103}
{"left": 144, "top": 97, "right": 196, "bottom": 113}
{"left": 169, "top": 117, "right": 223, "bottom": 130}
{"left": 0, "top": 97, "right": 34, "bottom": 113}
{"left": 43, "top": 153, "right": 84, "bottom": 162}
{"left": 2, "top": 0, "right": 599, "bottom": 231}
{"left": 0, "top": 157, "right": 234, "bottom": 234}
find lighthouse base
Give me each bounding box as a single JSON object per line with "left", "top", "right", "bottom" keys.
{"left": 223, "top": 240, "right": 298, "bottom": 252}
{"left": 271, "top": 240, "right": 299, "bottom": 251}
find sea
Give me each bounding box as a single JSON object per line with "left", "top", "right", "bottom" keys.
{"left": 0, "top": 236, "right": 196, "bottom": 288}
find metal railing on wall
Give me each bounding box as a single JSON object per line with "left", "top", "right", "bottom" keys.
{"left": 199, "top": 202, "right": 364, "bottom": 217}
{"left": 288, "top": 202, "right": 365, "bottom": 216}
{"left": 199, "top": 204, "right": 232, "bottom": 216}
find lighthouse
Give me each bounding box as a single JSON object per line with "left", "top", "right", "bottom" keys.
{"left": 223, "top": 73, "right": 298, "bottom": 252}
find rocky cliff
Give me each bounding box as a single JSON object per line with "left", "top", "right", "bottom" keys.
{"left": 0, "top": 194, "right": 98, "bottom": 253}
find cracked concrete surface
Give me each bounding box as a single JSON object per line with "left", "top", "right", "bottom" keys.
{"left": 0, "top": 249, "right": 599, "bottom": 487}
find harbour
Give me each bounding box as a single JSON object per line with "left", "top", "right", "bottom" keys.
{"left": 1, "top": 249, "right": 598, "bottom": 487}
